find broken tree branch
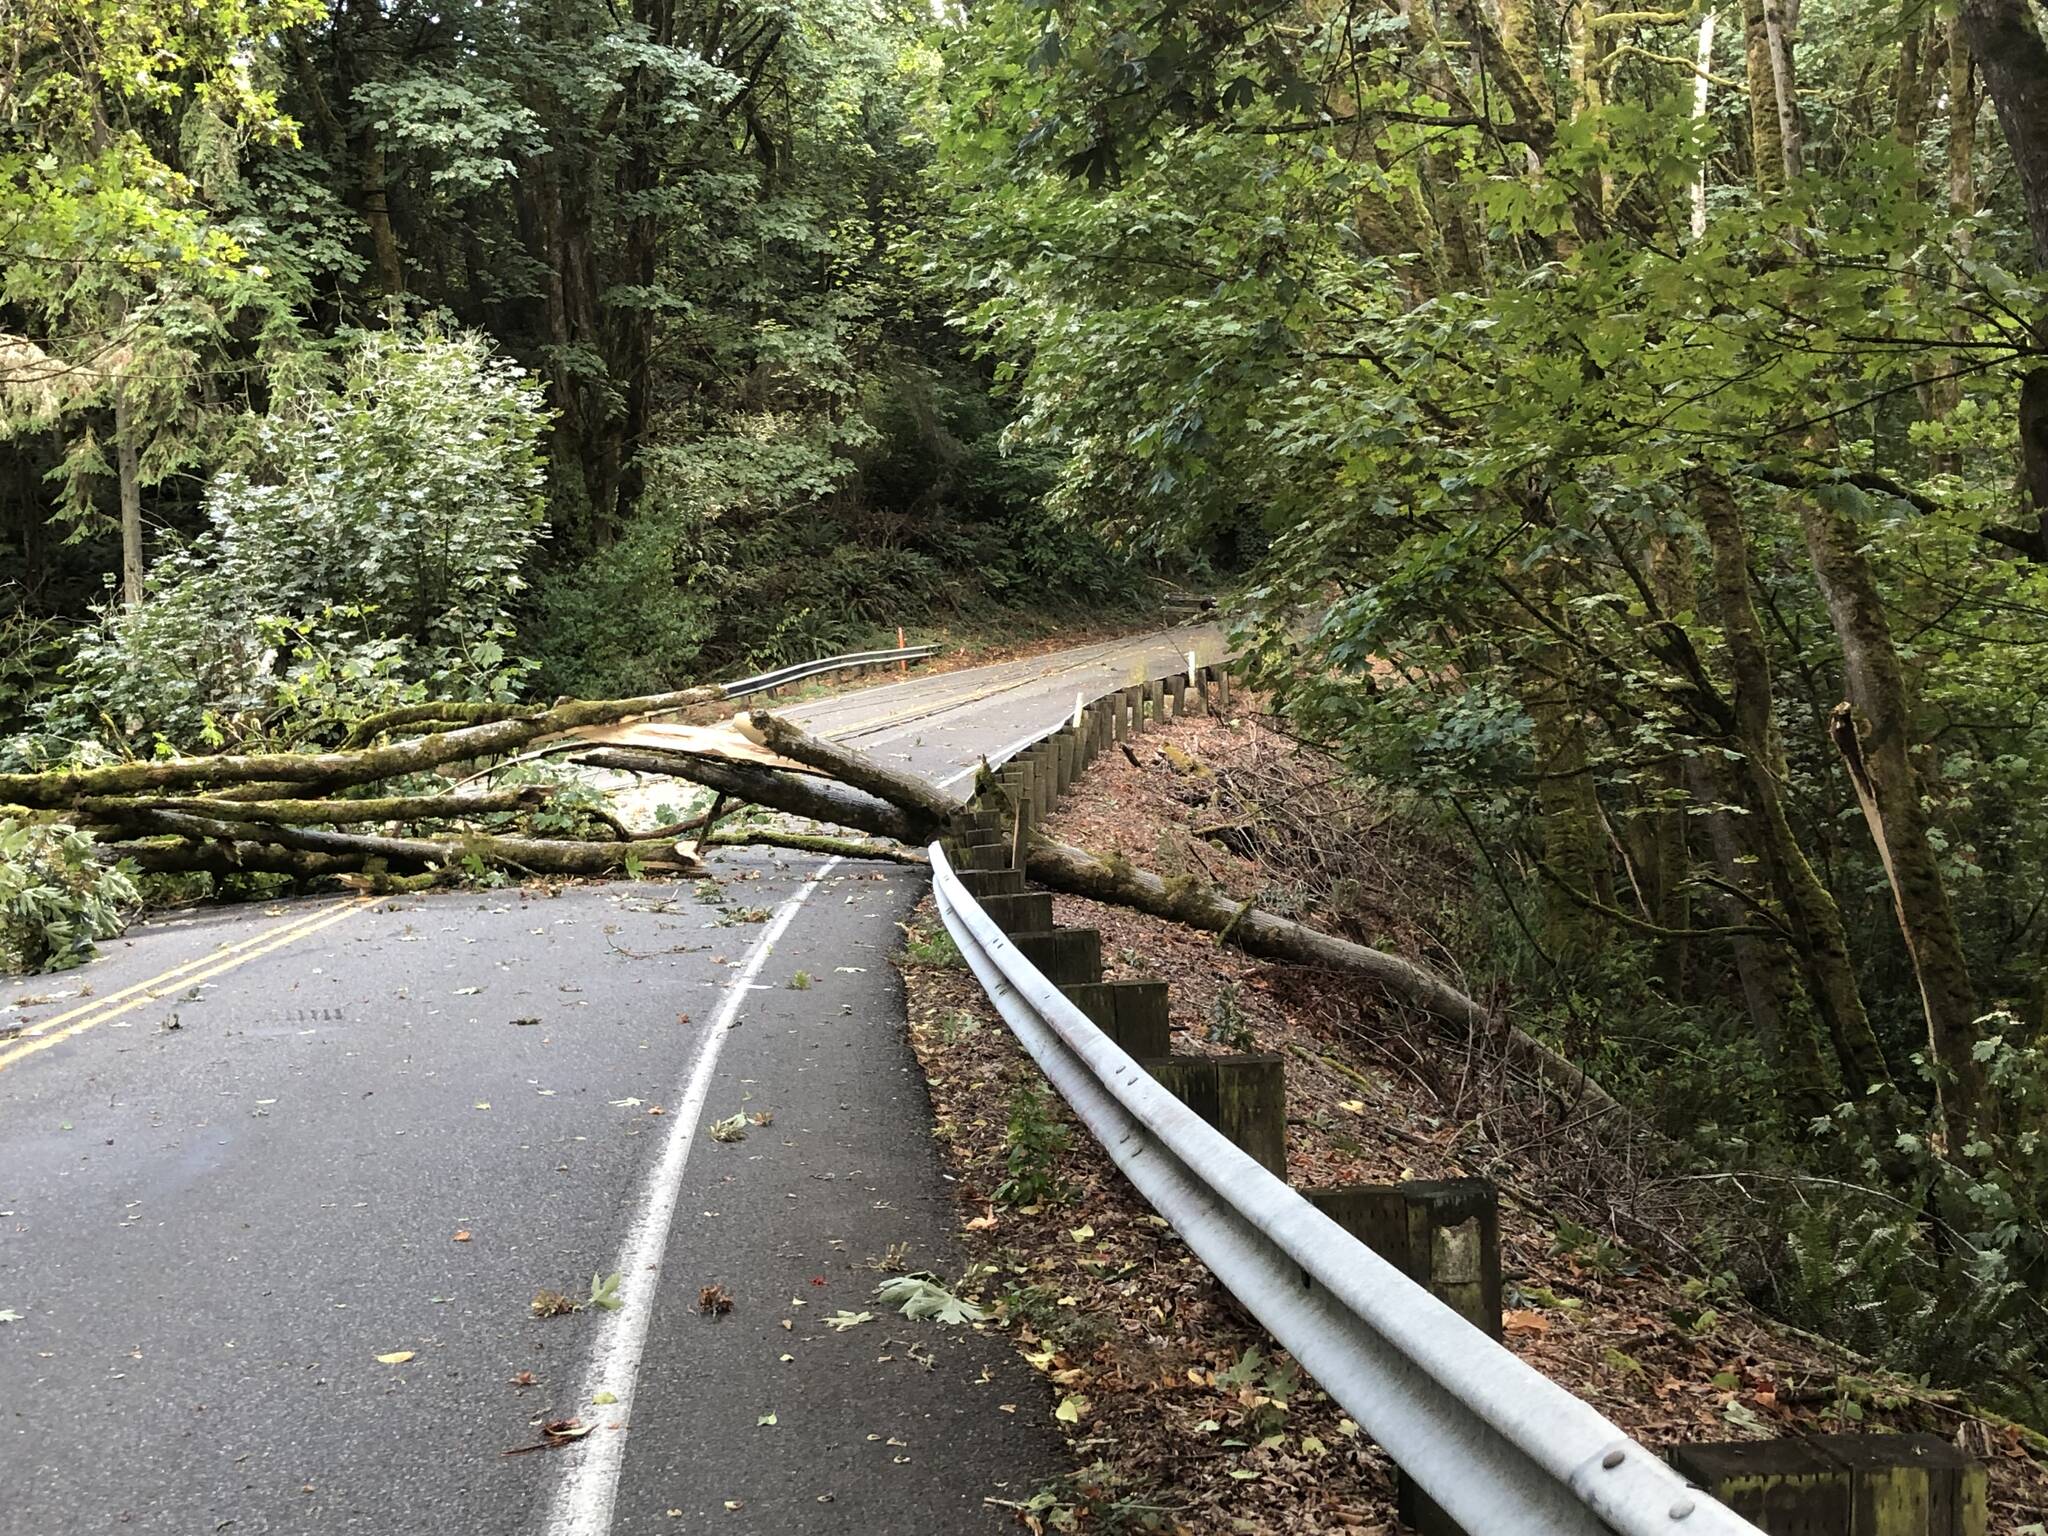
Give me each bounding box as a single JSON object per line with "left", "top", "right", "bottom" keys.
{"left": 78, "top": 786, "right": 552, "bottom": 827}
{"left": 746, "top": 711, "right": 960, "bottom": 833}
{"left": 579, "top": 746, "right": 924, "bottom": 843}
{"left": 0, "top": 683, "right": 724, "bottom": 808}
{"left": 115, "top": 808, "right": 700, "bottom": 877}
{"left": 1020, "top": 836, "right": 1623, "bottom": 1119}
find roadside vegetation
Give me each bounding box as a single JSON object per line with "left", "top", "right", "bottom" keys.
{"left": 902, "top": 700, "right": 2048, "bottom": 1532}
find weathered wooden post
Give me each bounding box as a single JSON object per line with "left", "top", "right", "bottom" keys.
{"left": 1301, "top": 1179, "right": 1501, "bottom": 1339}
{"left": 1061, "top": 979, "right": 1172, "bottom": 1057}
{"left": 1011, "top": 926, "right": 1102, "bottom": 987}
{"left": 1299, "top": 1178, "right": 1502, "bottom": 1536}
{"left": 1143, "top": 1055, "right": 1286, "bottom": 1175}
{"left": 1667, "top": 1434, "right": 1986, "bottom": 1536}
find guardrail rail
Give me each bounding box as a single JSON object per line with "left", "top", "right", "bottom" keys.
{"left": 721, "top": 644, "right": 938, "bottom": 700}
{"left": 927, "top": 839, "right": 1763, "bottom": 1536}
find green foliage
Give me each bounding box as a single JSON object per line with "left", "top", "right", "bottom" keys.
{"left": 902, "top": 923, "right": 965, "bottom": 969}
{"left": 994, "top": 1080, "right": 1072, "bottom": 1206}
{"left": 0, "top": 819, "right": 137, "bottom": 975}
{"left": 525, "top": 498, "right": 724, "bottom": 697}
{"left": 17, "top": 330, "right": 544, "bottom": 758}
{"left": 204, "top": 328, "right": 547, "bottom": 649}
{"left": 1206, "top": 982, "right": 1255, "bottom": 1051}
{"left": 0, "top": 0, "right": 321, "bottom": 527}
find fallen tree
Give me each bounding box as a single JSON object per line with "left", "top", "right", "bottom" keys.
{"left": 0, "top": 693, "right": 960, "bottom": 888}
{"left": 1018, "top": 836, "right": 1622, "bottom": 1119}
{"left": 0, "top": 682, "right": 724, "bottom": 808}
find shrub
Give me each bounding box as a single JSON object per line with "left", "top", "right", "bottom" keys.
{"left": 0, "top": 819, "right": 137, "bottom": 974}
{"left": 20, "top": 328, "right": 545, "bottom": 757}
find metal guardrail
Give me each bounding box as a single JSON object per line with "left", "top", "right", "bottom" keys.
{"left": 927, "top": 842, "right": 1762, "bottom": 1536}
{"left": 721, "top": 644, "right": 939, "bottom": 700}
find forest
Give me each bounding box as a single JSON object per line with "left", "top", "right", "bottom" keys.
{"left": 8, "top": 0, "right": 2048, "bottom": 1438}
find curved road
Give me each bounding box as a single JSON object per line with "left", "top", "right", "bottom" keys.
{"left": 0, "top": 623, "right": 1223, "bottom": 1536}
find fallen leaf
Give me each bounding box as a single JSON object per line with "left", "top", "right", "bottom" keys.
{"left": 453, "top": 1230, "right": 472, "bottom": 1243}
{"left": 709, "top": 1113, "right": 748, "bottom": 1142}
{"left": 1503, "top": 1309, "right": 1551, "bottom": 1336}
{"left": 452, "top": 987, "right": 480, "bottom": 996}
{"left": 824, "top": 1310, "right": 874, "bottom": 1331}
{"left": 757, "top": 1411, "right": 778, "bottom": 1426}
{"left": 510, "top": 1371, "right": 538, "bottom": 1388}
{"left": 874, "top": 1272, "right": 986, "bottom": 1325}
{"left": 1054, "top": 1393, "right": 1088, "bottom": 1423}
{"left": 375, "top": 1350, "right": 416, "bottom": 1365}
{"left": 504, "top": 1417, "right": 598, "bottom": 1454}
{"left": 699, "top": 1284, "right": 734, "bottom": 1315}
{"left": 473, "top": 1102, "right": 491, "bottom": 1111}
{"left": 0, "top": 1309, "right": 21, "bottom": 1324}
{"left": 591, "top": 1390, "right": 618, "bottom": 1406}
{"left": 587, "top": 1272, "right": 623, "bottom": 1312}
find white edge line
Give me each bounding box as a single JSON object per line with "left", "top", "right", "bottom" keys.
{"left": 935, "top": 725, "right": 1055, "bottom": 790}
{"left": 542, "top": 856, "right": 843, "bottom": 1536}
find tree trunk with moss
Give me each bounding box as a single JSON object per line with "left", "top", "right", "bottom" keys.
{"left": 1696, "top": 471, "right": 1889, "bottom": 1098}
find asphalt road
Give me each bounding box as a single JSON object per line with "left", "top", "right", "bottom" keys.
{"left": 788, "top": 621, "right": 1227, "bottom": 794}
{"left": 0, "top": 623, "right": 1220, "bottom": 1536}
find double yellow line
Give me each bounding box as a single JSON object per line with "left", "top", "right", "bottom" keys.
{"left": 0, "top": 896, "right": 377, "bottom": 1074}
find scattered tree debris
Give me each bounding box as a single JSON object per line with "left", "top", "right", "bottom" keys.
{"left": 531, "top": 1288, "right": 581, "bottom": 1318}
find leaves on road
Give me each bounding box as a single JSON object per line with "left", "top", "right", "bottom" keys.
{"left": 375, "top": 1350, "right": 416, "bottom": 1364}
{"left": 756, "top": 1411, "right": 778, "bottom": 1426}
{"left": 531, "top": 1288, "right": 580, "bottom": 1318}
{"left": 453, "top": 1230, "right": 472, "bottom": 1242}
{"left": 708, "top": 1113, "right": 748, "bottom": 1142}
{"left": 824, "top": 1310, "right": 874, "bottom": 1331}
{"left": 587, "top": 1272, "right": 622, "bottom": 1312}
{"left": 699, "top": 1283, "right": 734, "bottom": 1315}
{"left": 503, "top": 1418, "right": 594, "bottom": 1456}
{"left": 873, "top": 1272, "right": 986, "bottom": 1325}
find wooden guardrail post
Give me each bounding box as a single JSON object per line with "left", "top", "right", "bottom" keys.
{"left": 1667, "top": 1434, "right": 1986, "bottom": 1536}
{"left": 1300, "top": 1179, "right": 1501, "bottom": 1339}
{"left": 1298, "top": 1177, "right": 1502, "bottom": 1536}
{"left": 1010, "top": 927, "right": 1102, "bottom": 987}
{"left": 1059, "top": 980, "right": 1171, "bottom": 1057}
{"left": 1142, "top": 1055, "right": 1286, "bottom": 1175}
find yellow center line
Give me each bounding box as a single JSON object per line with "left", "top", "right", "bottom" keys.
{"left": 0, "top": 896, "right": 377, "bottom": 1074}
{"left": 7, "top": 897, "right": 369, "bottom": 1041}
